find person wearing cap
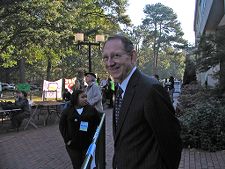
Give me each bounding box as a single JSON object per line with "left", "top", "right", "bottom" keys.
{"left": 84, "top": 72, "right": 103, "bottom": 113}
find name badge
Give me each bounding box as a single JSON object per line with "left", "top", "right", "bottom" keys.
{"left": 80, "top": 121, "right": 88, "bottom": 132}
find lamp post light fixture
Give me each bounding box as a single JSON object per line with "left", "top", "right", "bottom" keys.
{"left": 75, "top": 33, "right": 105, "bottom": 72}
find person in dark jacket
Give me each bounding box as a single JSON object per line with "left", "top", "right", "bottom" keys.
{"left": 169, "top": 76, "right": 175, "bottom": 102}
{"left": 62, "top": 88, "right": 71, "bottom": 101}
{"left": 102, "top": 35, "right": 182, "bottom": 169}
{"left": 59, "top": 89, "right": 100, "bottom": 169}
{"left": 105, "top": 77, "right": 114, "bottom": 108}
{"left": 10, "top": 91, "right": 30, "bottom": 129}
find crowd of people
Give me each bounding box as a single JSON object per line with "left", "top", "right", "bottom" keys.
{"left": 153, "top": 74, "right": 176, "bottom": 102}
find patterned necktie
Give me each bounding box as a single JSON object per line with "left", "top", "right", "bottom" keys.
{"left": 114, "top": 86, "right": 123, "bottom": 129}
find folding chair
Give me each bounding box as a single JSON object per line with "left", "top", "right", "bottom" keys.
{"left": 23, "top": 104, "right": 38, "bottom": 130}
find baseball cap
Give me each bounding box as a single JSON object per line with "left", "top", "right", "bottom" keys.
{"left": 85, "top": 72, "right": 96, "bottom": 78}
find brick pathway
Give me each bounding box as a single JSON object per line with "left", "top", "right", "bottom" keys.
{"left": 179, "top": 149, "right": 225, "bottom": 169}
{"left": 105, "top": 108, "right": 114, "bottom": 169}
{"left": 0, "top": 107, "right": 225, "bottom": 169}
{"left": 0, "top": 125, "right": 72, "bottom": 169}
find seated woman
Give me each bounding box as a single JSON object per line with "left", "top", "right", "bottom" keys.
{"left": 10, "top": 91, "right": 30, "bottom": 129}
{"left": 59, "top": 89, "right": 100, "bottom": 169}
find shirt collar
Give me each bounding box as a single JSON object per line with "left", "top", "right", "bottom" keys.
{"left": 76, "top": 107, "right": 84, "bottom": 115}
{"left": 118, "top": 66, "right": 136, "bottom": 98}
{"left": 87, "top": 82, "right": 94, "bottom": 90}
{"left": 88, "top": 82, "right": 95, "bottom": 86}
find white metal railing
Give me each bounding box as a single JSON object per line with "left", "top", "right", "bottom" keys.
{"left": 81, "top": 113, "right": 105, "bottom": 169}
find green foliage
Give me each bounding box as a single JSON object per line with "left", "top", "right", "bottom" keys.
{"left": 178, "top": 84, "right": 225, "bottom": 151}
{"left": 137, "top": 43, "right": 185, "bottom": 79}
{"left": 123, "top": 23, "right": 186, "bottom": 79}
{"left": 183, "top": 51, "right": 197, "bottom": 85}
{"left": 158, "top": 47, "right": 185, "bottom": 79}
{"left": 137, "top": 45, "right": 154, "bottom": 75}
{"left": 0, "top": 45, "right": 17, "bottom": 67}
{"left": 141, "top": 3, "right": 186, "bottom": 74}
{"left": 0, "top": 0, "right": 130, "bottom": 82}
{"left": 142, "top": 3, "right": 185, "bottom": 47}
{"left": 196, "top": 34, "right": 217, "bottom": 72}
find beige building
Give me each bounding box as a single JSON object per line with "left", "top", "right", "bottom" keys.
{"left": 194, "top": 0, "right": 225, "bottom": 87}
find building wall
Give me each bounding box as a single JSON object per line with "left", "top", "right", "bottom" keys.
{"left": 194, "top": 0, "right": 224, "bottom": 40}
{"left": 196, "top": 64, "right": 220, "bottom": 87}
{"left": 194, "top": 0, "right": 213, "bottom": 40}
{"left": 194, "top": 0, "right": 224, "bottom": 88}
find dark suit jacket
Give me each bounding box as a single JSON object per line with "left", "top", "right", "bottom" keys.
{"left": 113, "top": 69, "right": 182, "bottom": 169}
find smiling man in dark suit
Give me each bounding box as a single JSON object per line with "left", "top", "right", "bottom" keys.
{"left": 102, "top": 35, "right": 182, "bottom": 169}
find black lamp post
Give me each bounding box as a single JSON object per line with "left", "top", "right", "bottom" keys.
{"left": 75, "top": 33, "right": 105, "bottom": 72}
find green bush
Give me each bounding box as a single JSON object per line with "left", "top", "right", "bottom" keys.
{"left": 178, "top": 84, "right": 225, "bottom": 151}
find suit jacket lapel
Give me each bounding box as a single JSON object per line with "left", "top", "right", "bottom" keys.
{"left": 114, "top": 69, "right": 141, "bottom": 143}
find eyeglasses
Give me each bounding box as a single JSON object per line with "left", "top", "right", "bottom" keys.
{"left": 102, "top": 52, "right": 129, "bottom": 63}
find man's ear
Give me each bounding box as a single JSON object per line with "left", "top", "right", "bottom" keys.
{"left": 130, "top": 49, "right": 137, "bottom": 65}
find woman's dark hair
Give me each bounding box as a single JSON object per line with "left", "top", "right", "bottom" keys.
{"left": 22, "top": 91, "right": 27, "bottom": 98}
{"left": 16, "top": 90, "right": 27, "bottom": 98}
{"left": 70, "top": 89, "right": 84, "bottom": 107}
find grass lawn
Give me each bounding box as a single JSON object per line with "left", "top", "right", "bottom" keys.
{"left": 1, "top": 90, "right": 43, "bottom": 102}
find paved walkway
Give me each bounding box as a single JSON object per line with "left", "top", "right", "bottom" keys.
{"left": 0, "top": 107, "right": 225, "bottom": 169}
{"left": 0, "top": 124, "right": 72, "bottom": 169}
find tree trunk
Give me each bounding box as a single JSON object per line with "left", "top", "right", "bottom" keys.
{"left": 19, "top": 58, "right": 26, "bottom": 83}
{"left": 219, "top": 57, "right": 225, "bottom": 93}
{"left": 46, "top": 58, "right": 51, "bottom": 81}
{"left": 153, "top": 23, "right": 157, "bottom": 74}
{"left": 61, "top": 65, "right": 65, "bottom": 91}
{"left": 155, "top": 23, "right": 162, "bottom": 75}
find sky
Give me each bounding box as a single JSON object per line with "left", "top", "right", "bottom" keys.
{"left": 126, "top": 0, "right": 196, "bottom": 44}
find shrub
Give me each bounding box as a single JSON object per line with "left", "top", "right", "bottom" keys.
{"left": 178, "top": 84, "right": 225, "bottom": 151}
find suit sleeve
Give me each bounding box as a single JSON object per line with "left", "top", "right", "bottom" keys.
{"left": 144, "top": 84, "right": 182, "bottom": 169}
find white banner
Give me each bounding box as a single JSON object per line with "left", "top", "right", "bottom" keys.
{"left": 42, "top": 79, "right": 63, "bottom": 99}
